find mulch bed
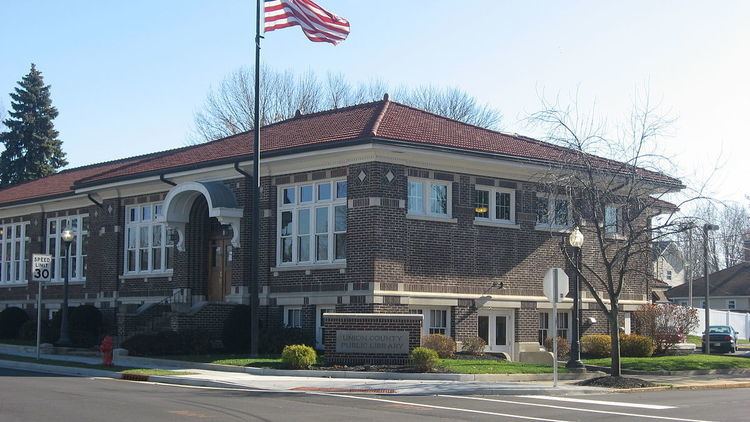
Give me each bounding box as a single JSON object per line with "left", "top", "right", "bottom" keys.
{"left": 577, "top": 376, "right": 657, "bottom": 389}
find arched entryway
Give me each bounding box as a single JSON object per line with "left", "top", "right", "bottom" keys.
{"left": 159, "top": 182, "right": 243, "bottom": 302}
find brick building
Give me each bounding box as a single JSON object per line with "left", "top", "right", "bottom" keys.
{"left": 0, "top": 98, "right": 681, "bottom": 358}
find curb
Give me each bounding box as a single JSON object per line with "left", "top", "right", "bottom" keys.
{"left": 584, "top": 364, "right": 750, "bottom": 376}
{"left": 0, "top": 358, "right": 122, "bottom": 380}
{"left": 118, "top": 355, "right": 600, "bottom": 382}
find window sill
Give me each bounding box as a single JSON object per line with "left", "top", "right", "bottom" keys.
{"left": 606, "top": 234, "right": 628, "bottom": 241}
{"left": 406, "top": 214, "right": 457, "bottom": 224}
{"left": 534, "top": 224, "right": 573, "bottom": 233}
{"left": 271, "top": 262, "right": 346, "bottom": 272}
{"left": 119, "top": 271, "right": 173, "bottom": 280}
{"left": 474, "top": 220, "right": 520, "bottom": 229}
{"left": 46, "top": 280, "right": 86, "bottom": 286}
{"left": 0, "top": 282, "right": 28, "bottom": 287}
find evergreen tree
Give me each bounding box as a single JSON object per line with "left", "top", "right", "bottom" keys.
{"left": 0, "top": 64, "right": 67, "bottom": 186}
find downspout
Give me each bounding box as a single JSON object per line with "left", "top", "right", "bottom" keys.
{"left": 160, "top": 174, "right": 177, "bottom": 186}
{"left": 113, "top": 188, "right": 123, "bottom": 347}
{"left": 234, "top": 162, "right": 253, "bottom": 179}
{"left": 87, "top": 193, "right": 104, "bottom": 209}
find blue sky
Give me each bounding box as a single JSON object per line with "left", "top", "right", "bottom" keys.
{"left": 1, "top": 1, "right": 748, "bottom": 203}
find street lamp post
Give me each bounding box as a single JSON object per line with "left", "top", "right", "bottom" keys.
{"left": 703, "top": 223, "right": 719, "bottom": 355}
{"left": 566, "top": 226, "right": 585, "bottom": 369}
{"left": 57, "top": 228, "right": 75, "bottom": 347}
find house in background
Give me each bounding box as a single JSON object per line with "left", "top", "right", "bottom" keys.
{"left": 667, "top": 262, "right": 750, "bottom": 312}
{"left": 652, "top": 240, "right": 686, "bottom": 288}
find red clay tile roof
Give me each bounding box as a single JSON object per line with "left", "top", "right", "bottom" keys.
{"left": 0, "top": 99, "right": 682, "bottom": 207}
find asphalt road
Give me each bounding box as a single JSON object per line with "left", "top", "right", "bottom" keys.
{"left": 0, "top": 368, "right": 747, "bottom": 422}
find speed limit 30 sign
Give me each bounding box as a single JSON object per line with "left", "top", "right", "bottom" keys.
{"left": 32, "top": 254, "right": 53, "bottom": 282}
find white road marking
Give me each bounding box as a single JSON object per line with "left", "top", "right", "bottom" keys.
{"left": 440, "top": 395, "right": 716, "bottom": 422}
{"left": 309, "top": 392, "right": 572, "bottom": 422}
{"left": 516, "top": 394, "right": 676, "bottom": 410}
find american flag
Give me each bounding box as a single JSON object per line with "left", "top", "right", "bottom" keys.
{"left": 264, "top": 0, "right": 350, "bottom": 45}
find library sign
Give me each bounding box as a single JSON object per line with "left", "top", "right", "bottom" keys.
{"left": 335, "top": 330, "right": 409, "bottom": 354}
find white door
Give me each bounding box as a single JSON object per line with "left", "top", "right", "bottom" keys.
{"left": 477, "top": 310, "right": 514, "bottom": 355}
{"left": 316, "top": 306, "right": 335, "bottom": 349}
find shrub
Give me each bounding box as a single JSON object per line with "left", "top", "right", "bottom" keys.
{"left": 422, "top": 334, "right": 456, "bottom": 358}
{"left": 620, "top": 334, "right": 655, "bottom": 357}
{"left": 180, "top": 329, "right": 212, "bottom": 355}
{"left": 49, "top": 305, "right": 104, "bottom": 348}
{"left": 222, "top": 305, "right": 252, "bottom": 353}
{"left": 121, "top": 333, "right": 157, "bottom": 356}
{"left": 281, "top": 344, "right": 317, "bottom": 369}
{"left": 0, "top": 307, "right": 30, "bottom": 339}
{"left": 581, "top": 334, "right": 611, "bottom": 358}
{"left": 410, "top": 347, "right": 440, "bottom": 372}
{"left": 461, "top": 337, "right": 487, "bottom": 356}
{"left": 543, "top": 336, "right": 570, "bottom": 360}
{"left": 634, "top": 304, "right": 699, "bottom": 355}
{"left": 122, "top": 330, "right": 214, "bottom": 356}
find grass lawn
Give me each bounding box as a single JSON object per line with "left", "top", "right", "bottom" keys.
{"left": 0, "top": 339, "right": 36, "bottom": 346}
{"left": 439, "top": 359, "right": 561, "bottom": 374}
{"left": 0, "top": 353, "right": 193, "bottom": 376}
{"left": 585, "top": 354, "right": 750, "bottom": 372}
{"left": 164, "top": 354, "right": 288, "bottom": 369}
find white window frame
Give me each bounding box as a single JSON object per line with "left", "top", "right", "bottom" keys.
{"left": 0, "top": 222, "right": 30, "bottom": 285}
{"left": 124, "top": 202, "right": 174, "bottom": 275}
{"left": 407, "top": 177, "right": 452, "bottom": 219}
{"left": 728, "top": 299, "right": 736, "bottom": 310}
{"left": 666, "top": 270, "right": 672, "bottom": 281}
{"left": 284, "top": 307, "right": 302, "bottom": 328}
{"left": 535, "top": 195, "right": 571, "bottom": 229}
{"left": 474, "top": 186, "right": 516, "bottom": 224}
{"left": 700, "top": 300, "right": 706, "bottom": 309}
{"left": 276, "top": 179, "right": 347, "bottom": 267}
{"left": 315, "top": 305, "right": 336, "bottom": 349}
{"left": 538, "top": 311, "right": 571, "bottom": 344}
{"left": 409, "top": 307, "right": 452, "bottom": 336}
{"left": 47, "top": 215, "right": 88, "bottom": 283}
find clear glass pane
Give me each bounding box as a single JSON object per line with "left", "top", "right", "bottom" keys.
{"left": 127, "top": 251, "right": 136, "bottom": 272}
{"left": 316, "top": 235, "right": 328, "bottom": 261}
{"left": 82, "top": 216, "right": 89, "bottom": 232}
{"left": 127, "top": 228, "right": 136, "bottom": 249}
{"left": 336, "top": 181, "right": 347, "bottom": 199}
{"left": 282, "top": 238, "right": 293, "bottom": 262}
{"left": 70, "top": 218, "right": 79, "bottom": 232}
{"left": 554, "top": 200, "right": 569, "bottom": 226}
{"left": 153, "top": 248, "right": 162, "bottom": 270}
{"left": 283, "top": 187, "right": 295, "bottom": 205}
{"left": 478, "top": 316, "right": 489, "bottom": 344}
{"left": 130, "top": 208, "right": 138, "bottom": 222}
{"left": 298, "top": 235, "right": 310, "bottom": 261}
{"left": 139, "top": 249, "right": 149, "bottom": 271}
{"left": 142, "top": 206, "right": 152, "bottom": 221}
{"left": 318, "top": 183, "right": 332, "bottom": 201}
{"left": 335, "top": 233, "right": 346, "bottom": 260}
{"left": 536, "top": 198, "right": 549, "bottom": 223}
{"left": 334, "top": 205, "right": 346, "bottom": 232}
{"left": 140, "top": 226, "right": 149, "bottom": 248}
{"left": 474, "top": 189, "right": 489, "bottom": 218}
{"left": 300, "top": 185, "right": 313, "bottom": 203}
{"left": 430, "top": 184, "right": 448, "bottom": 214}
{"left": 281, "top": 211, "right": 293, "bottom": 236}
{"left": 71, "top": 257, "right": 77, "bottom": 278}
{"left": 154, "top": 204, "right": 163, "bottom": 219}
{"left": 298, "top": 209, "right": 310, "bottom": 235}
{"left": 49, "top": 220, "right": 57, "bottom": 235}
{"left": 6, "top": 226, "right": 11, "bottom": 238}
{"left": 408, "top": 182, "right": 423, "bottom": 213}
{"left": 166, "top": 246, "right": 174, "bottom": 269}
{"left": 152, "top": 225, "right": 162, "bottom": 247}
{"left": 495, "top": 316, "right": 507, "bottom": 346}
{"left": 315, "top": 207, "right": 328, "bottom": 233}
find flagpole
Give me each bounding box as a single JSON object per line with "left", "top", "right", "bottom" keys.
{"left": 250, "top": 0, "right": 262, "bottom": 356}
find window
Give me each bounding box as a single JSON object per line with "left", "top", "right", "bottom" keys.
{"left": 474, "top": 187, "right": 516, "bottom": 224}
{"left": 277, "top": 179, "right": 347, "bottom": 266}
{"left": 47, "top": 216, "right": 88, "bottom": 282}
{"left": 124, "top": 203, "right": 175, "bottom": 274}
{"left": 285, "top": 307, "right": 302, "bottom": 328}
{"left": 0, "top": 222, "right": 30, "bottom": 284}
{"left": 666, "top": 270, "right": 672, "bottom": 281}
{"left": 410, "top": 308, "right": 451, "bottom": 336}
{"left": 604, "top": 206, "right": 622, "bottom": 235}
{"left": 700, "top": 300, "right": 706, "bottom": 309}
{"left": 538, "top": 311, "right": 570, "bottom": 344}
{"left": 536, "top": 195, "right": 570, "bottom": 228}
{"left": 408, "top": 178, "right": 452, "bottom": 218}
{"left": 728, "top": 300, "right": 736, "bottom": 310}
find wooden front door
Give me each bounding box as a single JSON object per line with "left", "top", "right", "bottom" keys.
{"left": 207, "top": 237, "right": 232, "bottom": 302}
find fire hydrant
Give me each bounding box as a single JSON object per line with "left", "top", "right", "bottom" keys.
{"left": 100, "top": 336, "right": 114, "bottom": 367}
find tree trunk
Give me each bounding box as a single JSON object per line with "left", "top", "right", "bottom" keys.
{"left": 609, "top": 302, "right": 621, "bottom": 377}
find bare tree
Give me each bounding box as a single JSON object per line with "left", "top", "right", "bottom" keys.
{"left": 190, "top": 67, "right": 502, "bottom": 143}
{"left": 530, "top": 94, "right": 699, "bottom": 377}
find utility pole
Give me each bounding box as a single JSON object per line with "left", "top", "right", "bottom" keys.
{"left": 703, "top": 223, "right": 719, "bottom": 354}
